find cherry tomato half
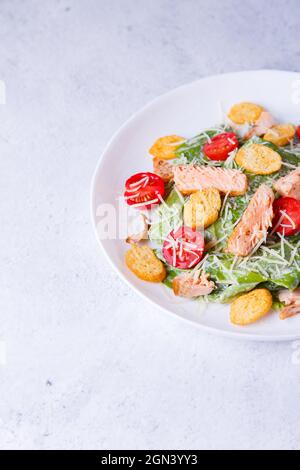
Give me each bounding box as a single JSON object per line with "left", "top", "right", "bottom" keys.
{"left": 297, "top": 125, "right": 300, "bottom": 141}
{"left": 124, "top": 172, "right": 165, "bottom": 210}
{"left": 162, "top": 226, "right": 205, "bottom": 269}
{"left": 273, "top": 197, "right": 300, "bottom": 236}
{"left": 203, "top": 132, "right": 239, "bottom": 161}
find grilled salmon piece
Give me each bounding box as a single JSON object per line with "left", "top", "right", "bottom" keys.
{"left": 153, "top": 158, "right": 174, "bottom": 182}
{"left": 274, "top": 167, "right": 300, "bottom": 200}
{"left": 173, "top": 271, "right": 215, "bottom": 298}
{"left": 227, "top": 185, "right": 274, "bottom": 257}
{"left": 280, "top": 304, "right": 300, "bottom": 320}
{"left": 173, "top": 165, "right": 248, "bottom": 196}
{"left": 245, "top": 111, "right": 276, "bottom": 139}
{"left": 279, "top": 288, "right": 300, "bottom": 320}
{"left": 126, "top": 214, "right": 149, "bottom": 244}
{"left": 279, "top": 288, "right": 300, "bottom": 305}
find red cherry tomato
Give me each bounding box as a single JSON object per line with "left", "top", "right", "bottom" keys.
{"left": 273, "top": 197, "right": 300, "bottom": 236}
{"left": 124, "top": 172, "right": 165, "bottom": 209}
{"left": 162, "top": 226, "right": 205, "bottom": 269}
{"left": 203, "top": 132, "right": 239, "bottom": 161}
{"left": 297, "top": 125, "right": 300, "bottom": 141}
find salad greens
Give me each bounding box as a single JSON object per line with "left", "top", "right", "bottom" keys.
{"left": 149, "top": 128, "right": 300, "bottom": 304}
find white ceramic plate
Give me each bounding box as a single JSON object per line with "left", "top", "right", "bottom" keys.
{"left": 91, "top": 70, "right": 300, "bottom": 341}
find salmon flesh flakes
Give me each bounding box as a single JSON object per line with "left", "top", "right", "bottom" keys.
{"left": 226, "top": 184, "right": 275, "bottom": 257}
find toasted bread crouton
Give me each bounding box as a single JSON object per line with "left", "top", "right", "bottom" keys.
{"left": 125, "top": 245, "right": 166, "bottom": 282}
{"left": 264, "top": 124, "right": 296, "bottom": 147}
{"left": 235, "top": 143, "right": 282, "bottom": 175}
{"left": 230, "top": 289, "right": 273, "bottom": 325}
{"left": 149, "top": 135, "right": 185, "bottom": 160}
{"left": 153, "top": 158, "right": 174, "bottom": 182}
{"left": 184, "top": 188, "right": 221, "bottom": 229}
{"left": 228, "top": 102, "right": 264, "bottom": 125}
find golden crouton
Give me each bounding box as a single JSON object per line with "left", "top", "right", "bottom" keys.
{"left": 149, "top": 135, "right": 185, "bottom": 160}
{"left": 125, "top": 245, "right": 166, "bottom": 283}
{"left": 228, "top": 102, "right": 264, "bottom": 125}
{"left": 230, "top": 289, "right": 273, "bottom": 326}
{"left": 235, "top": 143, "right": 282, "bottom": 175}
{"left": 264, "top": 124, "right": 296, "bottom": 147}
{"left": 184, "top": 188, "right": 221, "bottom": 229}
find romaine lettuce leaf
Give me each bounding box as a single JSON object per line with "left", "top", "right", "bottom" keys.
{"left": 155, "top": 132, "right": 300, "bottom": 302}
{"left": 149, "top": 188, "right": 184, "bottom": 246}
{"left": 174, "top": 126, "right": 233, "bottom": 165}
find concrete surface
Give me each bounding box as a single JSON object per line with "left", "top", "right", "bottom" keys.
{"left": 0, "top": 0, "right": 300, "bottom": 450}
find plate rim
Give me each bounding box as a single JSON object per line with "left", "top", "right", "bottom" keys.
{"left": 91, "top": 69, "right": 300, "bottom": 342}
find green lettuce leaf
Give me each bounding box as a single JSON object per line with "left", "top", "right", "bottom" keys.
{"left": 149, "top": 188, "right": 185, "bottom": 247}
{"left": 154, "top": 133, "right": 300, "bottom": 302}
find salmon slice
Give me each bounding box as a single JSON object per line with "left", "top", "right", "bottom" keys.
{"left": 279, "top": 288, "right": 300, "bottom": 305}
{"left": 274, "top": 167, "right": 300, "bottom": 200}
{"left": 245, "top": 111, "right": 275, "bottom": 139}
{"left": 126, "top": 214, "right": 149, "bottom": 244}
{"left": 279, "top": 288, "right": 300, "bottom": 320}
{"left": 153, "top": 158, "right": 174, "bottom": 182}
{"left": 280, "top": 304, "right": 300, "bottom": 320}
{"left": 173, "top": 271, "right": 215, "bottom": 298}
{"left": 227, "top": 185, "right": 274, "bottom": 257}
{"left": 173, "top": 165, "right": 248, "bottom": 196}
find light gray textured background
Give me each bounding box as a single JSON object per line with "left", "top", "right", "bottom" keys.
{"left": 0, "top": 0, "right": 300, "bottom": 450}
